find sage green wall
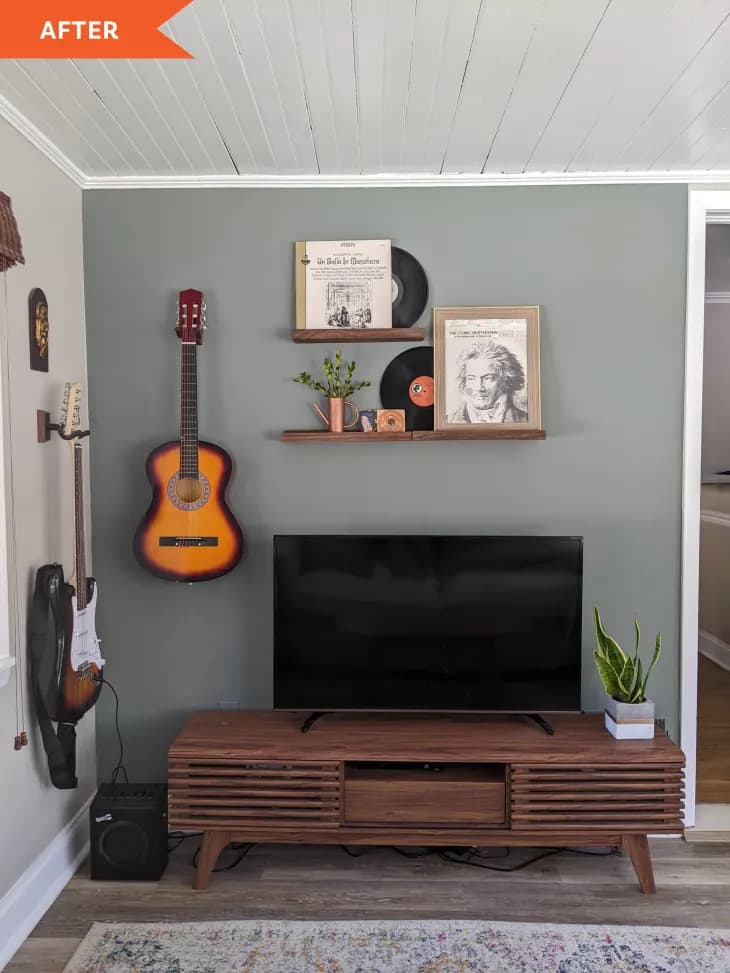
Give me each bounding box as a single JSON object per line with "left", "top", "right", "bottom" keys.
{"left": 83, "top": 186, "right": 687, "bottom": 778}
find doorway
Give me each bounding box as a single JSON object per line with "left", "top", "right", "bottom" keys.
{"left": 683, "top": 192, "right": 730, "bottom": 835}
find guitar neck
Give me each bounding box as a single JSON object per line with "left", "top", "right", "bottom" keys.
{"left": 73, "top": 443, "right": 87, "bottom": 609}
{"left": 180, "top": 341, "right": 199, "bottom": 477}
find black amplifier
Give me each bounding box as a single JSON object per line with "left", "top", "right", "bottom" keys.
{"left": 89, "top": 783, "right": 168, "bottom": 881}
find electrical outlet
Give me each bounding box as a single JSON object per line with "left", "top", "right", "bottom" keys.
{"left": 217, "top": 700, "right": 240, "bottom": 710}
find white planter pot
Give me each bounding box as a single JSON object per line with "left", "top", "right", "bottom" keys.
{"left": 604, "top": 696, "right": 655, "bottom": 739}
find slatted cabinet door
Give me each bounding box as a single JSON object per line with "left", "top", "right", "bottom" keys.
{"left": 169, "top": 759, "right": 342, "bottom": 830}
{"left": 510, "top": 765, "right": 685, "bottom": 833}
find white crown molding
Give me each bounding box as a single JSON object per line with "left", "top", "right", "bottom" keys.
{"left": 0, "top": 95, "right": 85, "bottom": 188}
{"left": 705, "top": 291, "right": 730, "bottom": 303}
{"left": 0, "top": 794, "right": 92, "bottom": 970}
{"left": 82, "top": 170, "right": 730, "bottom": 190}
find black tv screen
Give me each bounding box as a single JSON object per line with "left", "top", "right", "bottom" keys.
{"left": 273, "top": 535, "right": 583, "bottom": 713}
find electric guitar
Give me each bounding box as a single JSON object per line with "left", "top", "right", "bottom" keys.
{"left": 133, "top": 288, "right": 244, "bottom": 582}
{"left": 29, "top": 383, "right": 103, "bottom": 788}
{"left": 56, "top": 383, "right": 104, "bottom": 719}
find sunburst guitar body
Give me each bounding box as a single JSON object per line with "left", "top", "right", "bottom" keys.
{"left": 133, "top": 289, "right": 244, "bottom": 582}
{"left": 134, "top": 440, "right": 243, "bottom": 582}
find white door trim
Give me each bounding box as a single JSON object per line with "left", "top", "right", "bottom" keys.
{"left": 681, "top": 188, "right": 730, "bottom": 827}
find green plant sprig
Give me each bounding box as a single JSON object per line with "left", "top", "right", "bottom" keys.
{"left": 293, "top": 349, "right": 371, "bottom": 399}
{"left": 593, "top": 606, "right": 662, "bottom": 704}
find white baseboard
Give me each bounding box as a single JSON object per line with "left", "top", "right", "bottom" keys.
{"left": 698, "top": 629, "right": 730, "bottom": 671}
{"left": 0, "top": 795, "right": 92, "bottom": 971}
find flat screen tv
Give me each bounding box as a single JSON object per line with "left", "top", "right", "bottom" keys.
{"left": 273, "top": 535, "right": 583, "bottom": 713}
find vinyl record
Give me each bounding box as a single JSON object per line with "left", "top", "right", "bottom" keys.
{"left": 391, "top": 246, "right": 428, "bottom": 327}
{"left": 380, "top": 346, "right": 434, "bottom": 430}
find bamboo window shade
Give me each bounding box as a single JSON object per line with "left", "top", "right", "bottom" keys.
{"left": 0, "top": 193, "right": 24, "bottom": 272}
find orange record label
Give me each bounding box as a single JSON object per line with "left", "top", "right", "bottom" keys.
{"left": 409, "top": 375, "right": 434, "bottom": 407}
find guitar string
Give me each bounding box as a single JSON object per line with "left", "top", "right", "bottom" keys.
{"left": 2, "top": 272, "right": 26, "bottom": 735}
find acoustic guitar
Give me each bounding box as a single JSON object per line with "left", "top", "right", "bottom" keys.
{"left": 133, "top": 289, "right": 244, "bottom": 582}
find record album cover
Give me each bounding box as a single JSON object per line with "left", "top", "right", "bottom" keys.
{"left": 295, "top": 240, "right": 392, "bottom": 329}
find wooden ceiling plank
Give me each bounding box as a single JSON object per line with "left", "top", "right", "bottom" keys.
{"left": 127, "top": 60, "right": 221, "bottom": 173}
{"left": 166, "top": 3, "right": 262, "bottom": 172}
{"left": 157, "top": 23, "right": 239, "bottom": 174}
{"left": 16, "top": 60, "right": 142, "bottom": 172}
{"left": 184, "top": 0, "right": 278, "bottom": 172}
{"left": 319, "top": 0, "right": 360, "bottom": 173}
{"left": 399, "top": 0, "right": 451, "bottom": 171}
{"left": 687, "top": 107, "right": 730, "bottom": 170}
{"left": 220, "top": 0, "right": 317, "bottom": 173}
{"left": 697, "top": 133, "right": 730, "bottom": 170}
{"left": 352, "top": 0, "right": 387, "bottom": 172}
{"left": 423, "top": 0, "right": 483, "bottom": 174}
{"left": 0, "top": 61, "right": 112, "bottom": 174}
{"left": 440, "top": 0, "right": 543, "bottom": 174}
{"left": 525, "top": 0, "right": 673, "bottom": 172}
{"left": 570, "top": 0, "right": 730, "bottom": 171}
{"left": 401, "top": 0, "right": 486, "bottom": 174}
{"left": 71, "top": 60, "right": 180, "bottom": 171}
{"left": 99, "top": 60, "right": 196, "bottom": 172}
{"left": 380, "top": 0, "right": 418, "bottom": 171}
{"left": 287, "top": 0, "right": 346, "bottom": 172}
{"left": 652, "top": 79, "right": 730, "bottom": 169}
{"left": 609, "top": 7, "right": 730, "bottom": 169}
{"left": 484, "top": 0, "right": 613, "bottom": 173}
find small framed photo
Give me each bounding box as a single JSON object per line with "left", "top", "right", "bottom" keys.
{"left": 433, "top": 306, "right": 541, "bottom": 432}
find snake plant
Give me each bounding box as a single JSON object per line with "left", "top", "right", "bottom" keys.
{"left": 593, "top": 606, "right": 662, "bottom": 704}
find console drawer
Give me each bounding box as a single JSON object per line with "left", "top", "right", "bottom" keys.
{"left": 344, "top": 763, "right": 506, "bottom": 827}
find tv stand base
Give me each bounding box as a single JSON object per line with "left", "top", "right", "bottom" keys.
{"left": 300, "top": 711, "right": 330, "bottom": 733}
{"left": 524, "top": 713, "right": 555, "bottom": 735}
{"left": 190, "top": 829, "right": 654, "bottom": 894}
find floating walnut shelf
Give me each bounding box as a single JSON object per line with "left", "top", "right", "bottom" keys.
{"left": 280, "top": 429, "right": 546, "bottom": 443}
{"left": 291, "top": 328, "right": 425, "bottom": 343}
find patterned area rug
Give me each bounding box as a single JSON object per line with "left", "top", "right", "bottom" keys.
{"left": 63, "top": 919, "right": 730, "bottom": 972}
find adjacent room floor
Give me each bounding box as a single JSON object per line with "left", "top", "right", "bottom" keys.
{"left": 8, "top": 840, "right": 730, "bottom": 972}
{"left": 697, "top": 654, "right": 730, "bottom": 803}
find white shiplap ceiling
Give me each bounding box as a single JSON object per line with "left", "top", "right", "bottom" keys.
{"left": 4, "top": 0, "right": 730, "bottom": 186}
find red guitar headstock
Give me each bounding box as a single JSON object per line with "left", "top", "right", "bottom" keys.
{"left": 175, "top": 288, "right": 206, "bottom": 344}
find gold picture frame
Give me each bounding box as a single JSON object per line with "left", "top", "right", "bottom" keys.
{"left": 433, "top": 306, "right": 541, "bottom": 432}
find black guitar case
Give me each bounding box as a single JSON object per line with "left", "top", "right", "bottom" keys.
{"left": 29, "top": 563, "right": 98, "bottom": 789}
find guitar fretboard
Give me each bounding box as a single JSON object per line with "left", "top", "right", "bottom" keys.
{"left": 74, "top": 443, "right": 87, "bottom": 610}
{"left": 180, "top": 341, "right": 199, "bottom": 477}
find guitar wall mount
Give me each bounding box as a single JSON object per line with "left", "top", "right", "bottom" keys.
{"left": 36, "top": 409, "right": 90, "bottom": 443}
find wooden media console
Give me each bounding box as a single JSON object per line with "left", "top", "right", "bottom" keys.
{"left": 168, "top": 710, "right": 685, "bottom": 892}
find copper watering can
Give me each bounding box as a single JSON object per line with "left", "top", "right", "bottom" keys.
{"left": 312, "top": 398, "right": 360, "bottom": 433}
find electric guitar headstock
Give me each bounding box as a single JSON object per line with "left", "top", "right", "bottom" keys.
{"left": 175, "top": 288, "right": 206, "bottom": 344}
{"left": 61, "top": 382, "right": 83, "bottom": 445}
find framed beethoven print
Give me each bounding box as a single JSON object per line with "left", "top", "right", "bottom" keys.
{"left": 433, "top": 306, "right": 541, "bottom": 432}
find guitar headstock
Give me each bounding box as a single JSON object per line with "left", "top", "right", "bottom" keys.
{"left": 175, "top": 288, "right": 206, "bottom": 345}
{"left": 61, "top": 382, "right": 82, "bottom": 440}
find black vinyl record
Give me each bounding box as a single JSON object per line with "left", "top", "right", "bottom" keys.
{"left": 380, "top": 346, "right": 434, "bottom": 430}
{"left": 391, "top": 247, "right": 428, "bottom": 327}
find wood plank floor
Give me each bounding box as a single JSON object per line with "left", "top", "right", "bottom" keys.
{"left": 7, "top": 839, "right": 730, "bottom": 971}
{"left": 697, "top": 654, "right": 730, "bottom": 803}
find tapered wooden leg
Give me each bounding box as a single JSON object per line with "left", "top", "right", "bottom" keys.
{"left": 193, "top": 831, "right": 230, "bottom": 890}
{"left": 622, "top": 834, "right": 656, "bottom": 894}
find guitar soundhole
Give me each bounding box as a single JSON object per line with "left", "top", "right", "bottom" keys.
{"left": 168, "top": 472, "right": 211, "bottom": 511}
